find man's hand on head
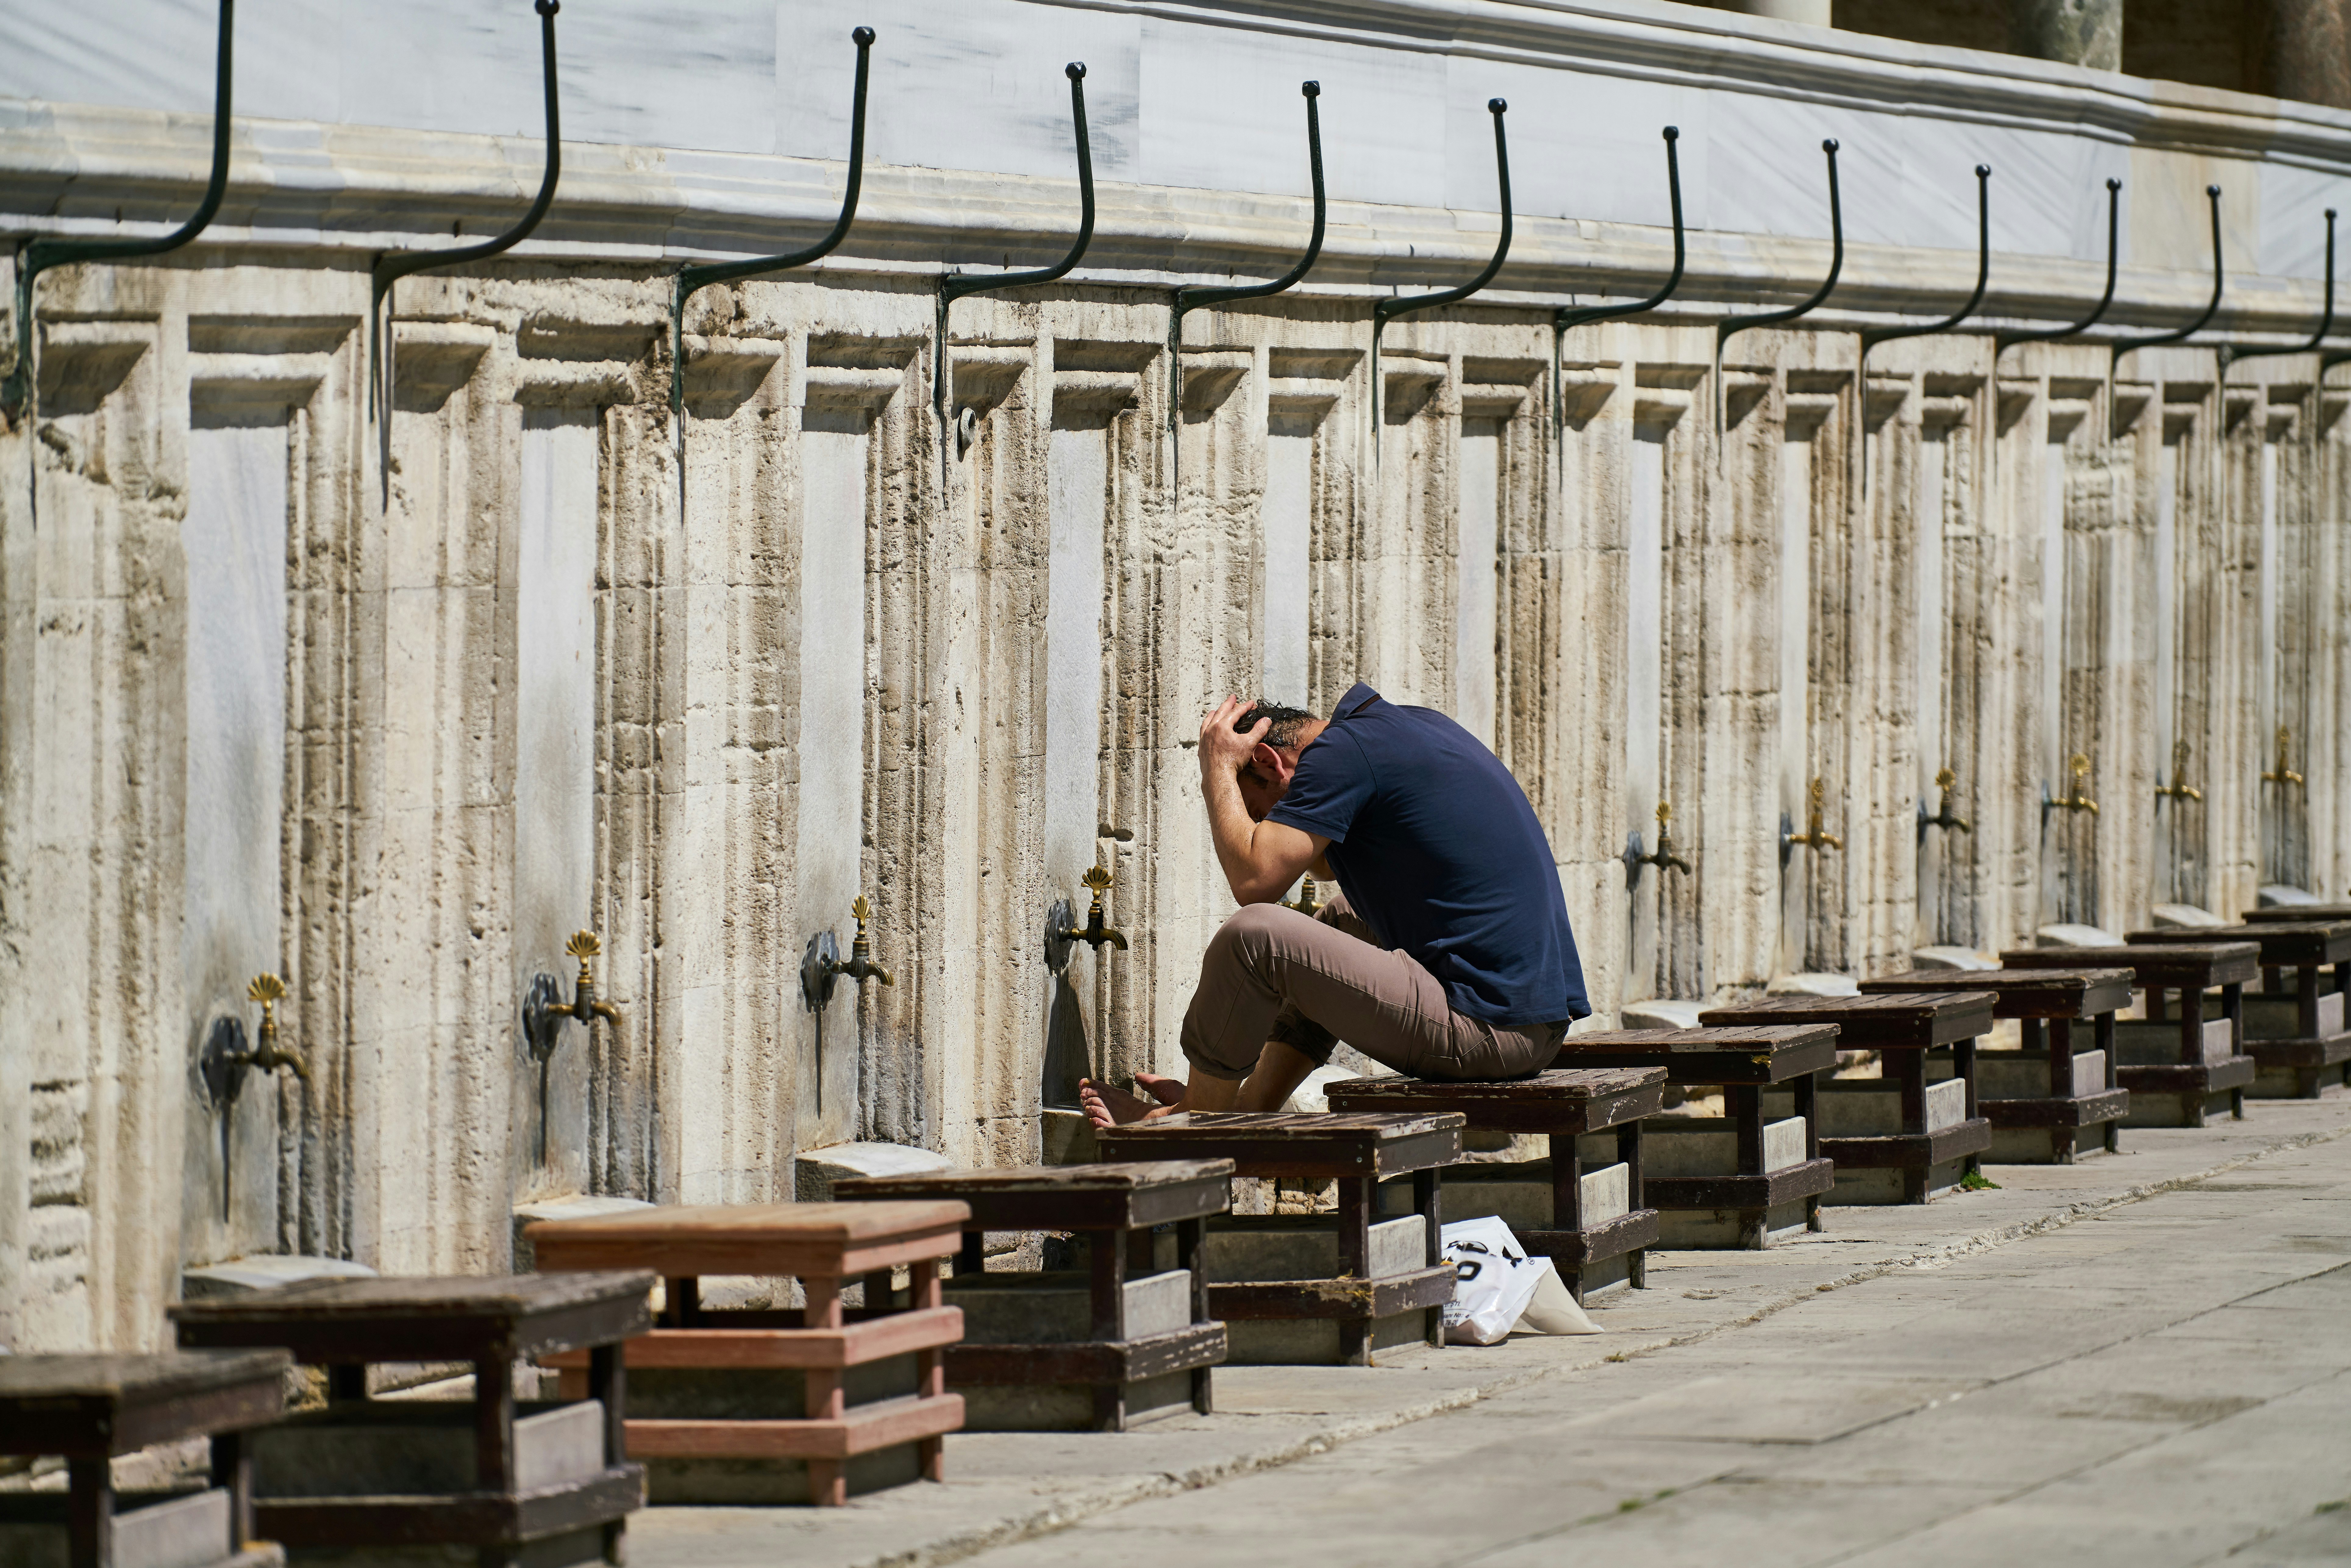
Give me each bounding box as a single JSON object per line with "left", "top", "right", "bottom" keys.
{"left": 1198, "top": 695, "right": 1266, "bottom": 790}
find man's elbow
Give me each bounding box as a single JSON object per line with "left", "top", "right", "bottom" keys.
{"left": 1229, "top": 872, "right": 1291, "bottom": 907}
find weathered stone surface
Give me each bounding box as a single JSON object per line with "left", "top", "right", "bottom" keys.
{"left": 180, "top": 1255, "right": 376, "bottom": 1302}
{"left": 793, "top": 1143, "right": 953, "bottom": 1205}
{"left": 251, "top": 1400, "right": 604, "bottom": 1498}
{"left": 0, "top": 1488, "right": 239, "bottom": 1568}
{"left": 1815, "top": 1079, "right": 1968, "bottom": 1135}
{"left": 1975, "top": 1050, "right": 2107, "bottom": 1099}
{"left": 944, "top": 1270, "right": 1192, "bottom": 1344}
{"left": 1645, "top": 1119, "right": 1807, "bottom": 1176}
{"left": 1200, "top": 1216, "right": 1426, "bottom": 1283}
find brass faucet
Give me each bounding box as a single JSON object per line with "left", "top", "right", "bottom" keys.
{"left": 2262, "top": 726, "right": 2304, "bottom": 790}
{"left": 549, "top": 931, "right": 623, "bottom": 1029}
{"left": 1058, "top": 864, "right": 1130, "bottom": 952}
{"left": 1627, "top": 801, "right": 1693, "bottom": 882}
{"left": 229, "top": 973, "right": 310, "bottom": 1083}
{"left": 819, "top": 895, "right": 896, "bottom": 989}
{"left": 1918, "top": 767, "right": 1971, "bottom": 838}
{"left": 2045, "top": 752, "right": 2098, "bottom": 821}
{"left": 1284, "top": 875, "right": 1325, "bottom": 916}
{"left": 2154, "top": 739, "right": 2202, "bottom": 806}
{"left": 1785, "top": 778, "right": 1844, "bottom": 854}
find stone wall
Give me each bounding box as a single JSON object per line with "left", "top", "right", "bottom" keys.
{"left": 3, "top": 0, "right": 2349, "bottom": 1353}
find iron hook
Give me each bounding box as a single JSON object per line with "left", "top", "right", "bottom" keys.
{"left": 1555, "top": 126, "right": 1683, "bottom": 438}
{"left": 1168, "top": 81, "right": 1325, "bottom": 435}
{"left": 1371, "top": 99, "right": 1511, "bottom": 445}
{"left": 1859, "top": 164, "right": 1990, "bottom": 501}
{"left": 2112, "top": 185, "right": 2223, "bottom": 374}
{"left": 936, "top": 62, "right": 1096, "bottom": 433}
{"left": 674, "top": 26, "right": 873, "bottom": 428}
{"left": 4, "top": 0, "right": 237, "bottom": 427}
{"left": 1997, "top": 178, "right": 2121, "bottom": 358}
{"left": 1716, "top": 139, "right": 1842, "bottom": 433}
{"left": 370, "top": 0, "right": 564, "bottom": 507}
{"left": 2222, "top": 208, "right": 2333, "bottom": 380}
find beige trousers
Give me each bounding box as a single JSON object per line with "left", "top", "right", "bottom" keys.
{"left": 1179, "top": 887, "right": 1564, "bottom": 1082}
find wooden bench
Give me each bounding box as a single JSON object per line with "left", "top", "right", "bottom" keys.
{"left": 1322, "top": 1067, "right": 1665, "bottom": 1302}
{"left": 2241, "top": 902, "right": 2351, "bottom": 925}
{"left": 0, "top": 1350, "right": 289, "bottom": 1568}
{"left": 1700, "top": 994, "right": 1994, "bottom": 1204}
{"left": 829, "top": 1161, "right": 1229, "bottom": 1431}
{"left": 525, "top": 1201, "right": 965, "bottom": 1506}
{"left": 1551, "top": 1027, "right": 1838, "bottom": 1248}
{"left": 2127, "top": 924, "right": 2351, "bottom": 1099}
{"left": 1094, "top": 1112, "right": 1461, "bottom": 1366}
{"left": 2000, "top": 943, "right": 2257, "bottom": 1126}
{"left": 1858, "top": 969, "right": 2132, "bottom": 1163}
{"left": 170, "top": 1274, "right": 648, "bottom": 1566}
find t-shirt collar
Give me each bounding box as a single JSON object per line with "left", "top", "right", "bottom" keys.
{"left": 1332, "top": 681, "right": 1380, "bottom": 719}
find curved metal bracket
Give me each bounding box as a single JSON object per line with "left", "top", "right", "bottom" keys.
{"left": 1997, "top": 178, "right": 2120, "bottom": 358}
{"left": 1716, "top": 140, "right": 1842, "bottom": 432}
{"left": 673, "top": 26, "right": 873, "bottom": 428}
{"left": 199, "top": 1016, "right": 252, "bottom": 1110}
{"left": 2221, "top": 208, "right": 2334, "bottom": 380}
{"left": 936, "top": 62, "right": 1095, "bottom": 432}
{"left": 1168, "top": 81, "right": 1325, "bottom": 435}
{"left": 1371, "top": 99, "right": 1510, "bottom": 444}
{"left": 801, "top": 928, "right": 842, "bottom": 1012}
{"left": 1043, "top": 896, "right": 1077, "bottom": 974}
{"left": 1555, "top": 126, "right": 1682, "bottom": 436}
{"left": 370, "top": 0, "right": 563, "bottom": 504}
{"left": 2112, "top": 185, "right": 2223, "bottom": 373}
{"left": 1859, "top": 164, "right": 1990, "bottom": 500}
{"left": 3, "top": 0, "right": 236, "bottom": 423}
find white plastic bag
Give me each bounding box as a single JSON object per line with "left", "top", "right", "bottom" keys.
{"left": 1439, "top": 1215, "right": 1549, "bottom": 1345}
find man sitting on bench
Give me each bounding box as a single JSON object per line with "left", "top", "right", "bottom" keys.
{"left": 1082, "top": 683, "right": 1589, "bottom": 1126}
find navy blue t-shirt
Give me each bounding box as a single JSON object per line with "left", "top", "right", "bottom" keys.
{"left": 1267, "top": 683, "right": 1589, "bottom": 1026}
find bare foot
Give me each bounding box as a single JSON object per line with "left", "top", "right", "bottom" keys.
{"left": 1079, "top": 1074, "right": 1187, "bottom": 1129}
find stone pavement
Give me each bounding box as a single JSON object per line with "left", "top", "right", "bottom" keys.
{"left": 631, "top": 1098, "right": 2351, "bottom": 1568}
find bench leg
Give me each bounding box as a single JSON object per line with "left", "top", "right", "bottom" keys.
{"left": 66, "top": 1456, "right": 111, "bottom": 1568}
{"left": 1177, "top": 1216, "right": 1214, "bottom": 1413}
{"left": 1729, "top": 1085, "right": 1767, "bottom": 1248}
{"left": 1414, "top": 1168, "right": 1443, "bottom": 1350}
{"left": 806, "top": 1460, "right": 846, "bottom": 1508}
{"left": 211, "top": 1430, "right": 251, "bottom": 1556}
{"left": 1337, "top": 1175, "right": 1373, "bottom": 1365}
{"left": 1791, "top": 1074, "right": 1824, "bottom": 1233}
{"left": 912, "top": 1259, "right": 947, "bottom": 1477}
{"left": 1548, "top": 1131, "right": 1585, "bottom": 1303}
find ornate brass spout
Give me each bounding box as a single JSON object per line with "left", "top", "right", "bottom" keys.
{"left": 1785, "top": 778, "right": 1844, "bottom": 854}
{"left": 1918, "top": 767, "right": 1971, "bottom": 840}
{"left": 1625, "top": 801, "right": 1693, "bottom": 884}
{"left": 552, "top": 931, "right": 623, "bottom": 1028}
{"left": 2044, "top": 752, "right": 2099, "bottom": 823}
{"left": 2262, "top": 726, "right": 2304, "bottom": 790}
{"left": 1284, "top": 875, "right": 1324, "bottom": 916}
{"left": 523, "top": 931, "right": 622, "bottom": 1167}
{"left": 823, "top": 895, "right": 896, "bottom": 989}
{"left": 1060, "top": 864, "right": 1129, "bottom": 952}
{"left": 229, "top": 972, "right": 310, "bottom": 1083}
{"left": 2154, "top": 739, "right": 2202, "bottom": 806}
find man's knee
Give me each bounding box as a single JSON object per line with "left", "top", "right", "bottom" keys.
{"left": 1207, "top": 901, "right": 1293, "bottom": 970}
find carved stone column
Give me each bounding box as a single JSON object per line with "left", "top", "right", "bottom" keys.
{"left": 2013, "top": 0, "right": 2123, "bottom": 70}
{"left": 2251, "top": 0, "right": 2351, "bottom": 109}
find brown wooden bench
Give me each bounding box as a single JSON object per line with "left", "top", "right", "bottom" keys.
{"left": 1700, "top": 994, "right": 1994, "bottom": 1204}
{"left": 1858, "top": 969, "right": 2131, "bottom": 1163}
{"left": 2126, "top": 924, "right": 2351, "bottom": 1098}
{"left": 830, "top": 1161, "right": 1229, "bottom": 1431}
{"left": 0, "top": 1350, "right": 289, "bottom": 1568}
{"left": 1094, "top": 1112, "right": 1460, "bottom": 1366}
{"left": 2000, "top": 943, "right": 2257, "bottom": 1126}
{"left": 525, "top": 1201, "right": 964, "bottom": 1506}
{"left": 2241, "top": 902, "right": 2351, "bottom": 924}
{"left": 1322, "top": 1067, "right": 1664, "bottom": 1302}
{"left": 171, "top": 1274, "right": 648, "bottom": 1564}
{"left": 1551, "top": 1026, "right": 1838, "bottom": 1248}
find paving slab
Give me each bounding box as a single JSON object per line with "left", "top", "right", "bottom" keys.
{"left": 626, "top": 1098, "right": 2351, "bottom": 1568}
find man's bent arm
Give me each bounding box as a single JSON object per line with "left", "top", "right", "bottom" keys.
{"left": 1203, "top": 763, "right": 1326, "bottom": 904}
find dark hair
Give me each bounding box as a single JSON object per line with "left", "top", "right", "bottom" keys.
{"left": 1235, "top": 700, "right": 1315, "bottom": 749}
